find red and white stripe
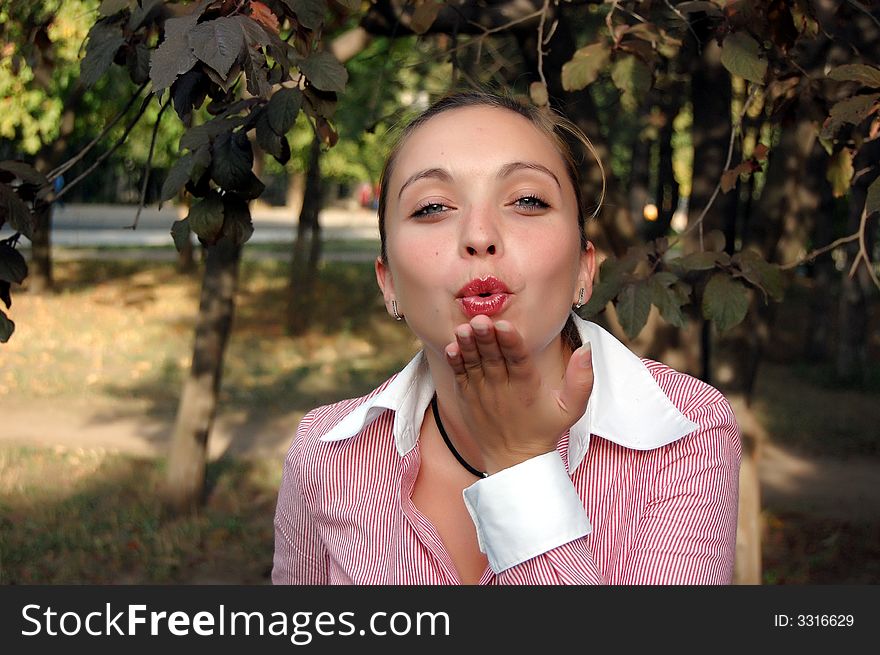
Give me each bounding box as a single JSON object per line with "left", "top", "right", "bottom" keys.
{"left": 272, "top": 359, "right": 741, "bottom": 585}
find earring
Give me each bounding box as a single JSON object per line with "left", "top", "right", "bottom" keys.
{"left": 575, "top": 288, "right": 585, "bottom": 309}
{"left": 391, "top": 299, "right": 403, "bottom": 321}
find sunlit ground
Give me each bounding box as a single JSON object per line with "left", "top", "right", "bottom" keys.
{"left": 1, "top": 253, "right": 878, "bottom": 583}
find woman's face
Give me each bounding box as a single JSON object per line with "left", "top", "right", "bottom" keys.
{"left": 376, "top": 105, "right": 595, "bottom": 358}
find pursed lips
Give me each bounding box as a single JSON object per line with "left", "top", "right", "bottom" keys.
{"left": 455, "top": 276, "right": 513, "bottom": 318}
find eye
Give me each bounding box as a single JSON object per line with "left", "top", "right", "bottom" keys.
{"left": 411, "top": 202, "right": 450, "bottom": 217}
{"left": 513, "top": 195, "right": 550, "bottom": 211}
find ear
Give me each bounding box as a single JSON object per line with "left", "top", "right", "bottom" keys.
{"left": 375, "top": 255, "right": 397, "bottom": 315}
{"left": 574, "top": 241, "right": 597, "bottom": 305}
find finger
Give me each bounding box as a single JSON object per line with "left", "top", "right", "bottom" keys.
{"left": 494, "top": 320, "right": 534, "bottom": 382}
{"left": 557, "top": 343, "right": 594, "bottom": 420}
{"left": 445, "top": 342, "right": 467, "bottom": 377}
{"left": 455, "top": 324, "right": 485, "bottom": 381}
{"left": 470, "top": 315, "right": 507, "bottom": 382}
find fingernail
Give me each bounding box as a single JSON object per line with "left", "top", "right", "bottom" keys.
{"left": 495, "top": 321, "right": 511, "bottom": 332}
{"left": 473, "top": 323, "right": 489, "bottom": 335}
{"left": 579, "top": 344, "right": 592, "bottom": 368}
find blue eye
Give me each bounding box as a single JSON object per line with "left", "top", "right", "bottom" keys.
{"left": 514, "top": 195, "right": 550, "bottom": 210}
{"left": 411, "top": 202, "right": 449, "bottom": 217}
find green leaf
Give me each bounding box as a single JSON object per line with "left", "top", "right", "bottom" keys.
{"left": 829, "top": 93, "right": 880, "bottom": 126}
{"left": 81, "top": 21, "right": 126, "bottom": 88}
{"left": 0, "top": 161, "right": 47, "bottom": 186}
{"left": 616, "top": 281, "right": 652, "bottom": 340}
{"left": 256, "top": 114, "right": 290, "bottom": 164}
{"left": 669, "top": 252, "right": 719, "bottom": 272}
{"left": 299, "top": 51, "right": 348, "bottom": 92}
{"left": 188, "top": 17, "right": 246, "bottom": 79}
{"left": 243, "top": 49, "right": 272, "bottom": 99}
{"left": 235, "top": 15, "right": 272, "bottom": 47}
{"left": 267, "top": 87, "right": 303, "bottom": 135}
{"left": 866, "top": 176, "right": 880, "bottom": 216}
{"left": 826, "top": 149, "right": 854, "bottom": 198}
{"left": 187, "top": 191, "right": 225, "bottom": 243}
{"left": 170, "top": 217, "right": 191, "bottom": 252}
{"left": 150, "top": 28, "right": 198, "bottom": 92}
{"left": 0, "top": 243, "right": 28, "bottom": 284}
{"left": 0, "top": 308, "right": 14, "bottom": 343}
{"left": 828, "top": 64, "right": 880, "bottom": 88}
{"left": 283, "top": 0, "right": 328, "bottom": 30}
{"left": 219, "top": 193, "right": 254, "bottom": 247}
{"left": 649, "top": 273, "right": 687, "bottom": 328}
{"left": 734, "top": 250, "right": 784, "bottom": 302}
{"left": 211, "top": 132, "right": 254, "bottom": 191}
{"left": 129, "top": 0, "right": 163, "bottom": 30}
{"left": 180, "top": 115, "right": 246, "bottom": 151}
{"left": 99, "top": 0, "right": 132, "bottom": 16}
{"left": 171, "top": 70, "right": 209, "bottom": 123}
{"left": 610, "top": 55, "right": 652, "bottom": 113}
{"left": 127, "top": 41, "right": 152, "bottom": 84}
{"left": 561, "top": 43, "right": 610, "bottom": 92}
{"left": 580, "top": 254, "right": 637, "bottom": 317}
{"left": 702, "top": 273, "right": 749, "bottom": 332}
{"left": 0, "top": 184, "right": 33, "bottom": 240}
{"left": 720, "top": 32, "right": 767, "bottom": 83}
{"left": 161, "top": 153, "right": 196, "bottom": 203}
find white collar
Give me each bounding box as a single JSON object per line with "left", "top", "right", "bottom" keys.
{"left": 319, "top": 312, "right": 698, "bottom": 474}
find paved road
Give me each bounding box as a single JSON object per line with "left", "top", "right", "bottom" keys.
{"left": 1, "top": 202, "right": 380, "bottom": 247}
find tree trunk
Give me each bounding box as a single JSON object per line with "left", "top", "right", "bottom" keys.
{"left": 27, "top": 204, "right": 54, "bottom": 293}
{"left": 162, "top": 240, "right": 242, "bottom": 513}
{"left": 835, "top": 140, "right": 879, "bottom": 382}
{"left": 28, "top": 83, "right": 86, "bottom": 293}
{"left": 689, "top": 32, "right": 737, "bottom": 383}
{"left": 286, "top": 136, "right": 323, "bottom": 335}
{"left": 687, "top": 30, "right": 764, "bottom": 585}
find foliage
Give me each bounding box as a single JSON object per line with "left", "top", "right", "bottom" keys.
{"left": 546, "top": 0, "right": 880, "bottom": 339}
{"left": 2, "top": 0, "right": 879, "bottom": 344}
{"left": 1, "top": 0, "right": 358, "bottom": 341}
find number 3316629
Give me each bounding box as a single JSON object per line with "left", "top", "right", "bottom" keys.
{"left": 774, "top": 614, "right": 854, "bottom": 627}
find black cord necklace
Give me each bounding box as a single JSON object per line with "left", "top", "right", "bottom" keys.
{"left": 430, "top": 393, "right": 488, "bottom": 478}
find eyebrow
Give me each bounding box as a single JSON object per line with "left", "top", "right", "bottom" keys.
{"left": 396, "top": 161, "right": 562, "bottom": 199}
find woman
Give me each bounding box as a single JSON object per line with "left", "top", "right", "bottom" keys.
{"left": 272, "top": 91, "right": 741, "bottom": 585}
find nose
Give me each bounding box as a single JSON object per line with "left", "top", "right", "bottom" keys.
{"left": 459, "top": 204, "right": 502, "bottom": 258}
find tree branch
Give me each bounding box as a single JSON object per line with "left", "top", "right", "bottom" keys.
{"left": 129, "top": 98, "right": 172, "bottom": 231}
{"left": 669, "top": 83, "right": 761, "bottom": 251}
{"left": 51, "top": 93, "right": 154, "bottom": 204}
{"left": 47, "top": 81, "right": 149, "bottom": 183}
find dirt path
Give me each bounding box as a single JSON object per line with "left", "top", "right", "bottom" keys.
{"left": 3, "top": 396, "right": 878, "bottom": 523}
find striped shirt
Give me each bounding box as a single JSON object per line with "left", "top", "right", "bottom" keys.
{"left": 272, "top": 314, "right": 741, "bottom": 584}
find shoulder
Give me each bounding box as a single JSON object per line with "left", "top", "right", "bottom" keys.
{"left": 282, "top": 371, "right": 401, "bottom": 473}
{"left": 641, "top": 358, "right": 735, "bottom": 426}
{"left": 640, "top": 358, "right": 741, "bottom": 461}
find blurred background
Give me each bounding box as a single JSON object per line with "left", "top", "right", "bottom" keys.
{"left": 0, "top": 0, "right": 878, "bottom": 584}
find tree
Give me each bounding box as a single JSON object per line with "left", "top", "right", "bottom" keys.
{"left": 1, "top": 0, "right": 877, "bottom": 578}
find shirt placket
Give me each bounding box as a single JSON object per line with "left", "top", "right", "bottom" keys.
{"left": 398, "top": 444, "right": 467, "bottom": 584}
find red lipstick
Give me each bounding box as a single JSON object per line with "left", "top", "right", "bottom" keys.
{"left": 456, "top": 276, "right": 512, "bottom": 318}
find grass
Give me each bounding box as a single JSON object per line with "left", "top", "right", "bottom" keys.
{"left": 0, "top": 445, "right": 280, "bottom": 584}
{"left": 1, "top": 255, "right": 878, "bottom": 584}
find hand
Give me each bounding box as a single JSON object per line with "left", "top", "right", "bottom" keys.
{"left": 443, "top": 314, "right": 594, "bottom": 475}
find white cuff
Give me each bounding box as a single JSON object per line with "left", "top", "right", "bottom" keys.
{"left": 462, "top": 450, "right": 592, "bottom": 574}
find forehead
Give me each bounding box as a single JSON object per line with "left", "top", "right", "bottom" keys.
{"left": 389, "top": 105, "right": 568, "bottom": 187}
